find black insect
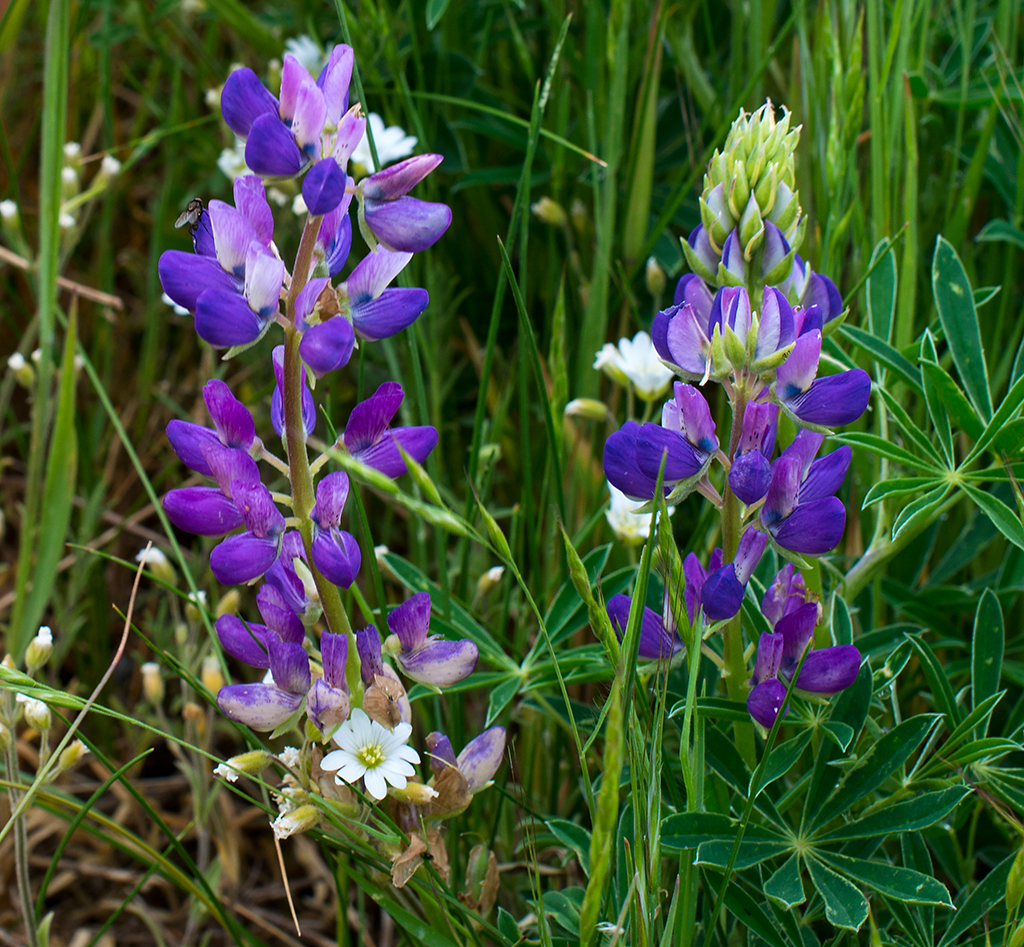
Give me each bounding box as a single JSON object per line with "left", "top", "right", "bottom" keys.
{"left": 174, "top": 197, "right": 205, "bottom": 233}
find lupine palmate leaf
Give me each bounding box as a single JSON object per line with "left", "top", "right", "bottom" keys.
{"left": 920, "top": 332, "right": 955, "bottom": 464}
{"left": 694, "top": 839, "right": 792, "bottom": 869}
{"left": 546, "top": 818, "right": 592, "bottom": 876}
{"left": 875, "top": 384, "right": 947, "bottom": 467}
{"left": 904, "top": 635, "right": 962, "bottom": 729}
{"left": 805, "top": 856, "right": 869, "bottom": 931}
{"left": 764, "top": 854, "right": 806, "bottom": 910}
{"left": 816, "top": 786, "right": 971, "bottom": 841}
{"left": 832, "top": 432, "right": 944, "bottom": 472}
{"left": 863, "top": 477, "right": 945, "bottom": 508}
{"left": 962, "top": 483, "right": 1024, "bottom": 550}
{"left": 840, "top": 324, "right": 922, "bottom": 391}
{"left": 973, "top": 589, "right": 1005, "bottom": 730}
{"left": 919, "top": 357, "right": 984, "bottom": 441}
{"left": 817, "top": 851, "right": 953, "bottom": 906}
{"left": 866, "top": 239, "right": 898, "bottom": 342}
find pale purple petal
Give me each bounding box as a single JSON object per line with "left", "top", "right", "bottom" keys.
{"left": 269, "top": 639, "right": 311, "bottom": 694}
{"left": 687, "top": 225, "right": 719, "bottom": 274}
{"left": 344, "top": 382, "right": 403, "bottom": 452}
{"left": 294, "top": 276, "right": 330, "bottom": 330}
{"left": 244, "top": 242, "right": 284, "bottom": 318}
{"left": 307, "top": 678, "right": 350, "bottom": 731}
{"left": 312, "top": 472, "right": 351, "bottom": 527}
{"left": 802, "top": 273, "right": 843, "bottom": 322}
{"left": 217, "top": 683, "right": 302, "bottom": 731}
{"left": 333, "top": 108, "right": 365, "bottom": 166}
{"left": 756, "top": 287, "right": 795, "bottom": 360}
{"left": 216, "top": 614, "right": 272, "bottom": 668}
{"left": 291, "top": 79, "right": 327, "bottom": 158}
{"left": 426, "top": 732, "right": 457, "bottom": 775}
{"left": 347, "top": 247, "right": 414, "bottom": 302}
{"left": 776, "top": 330, "right": 822, "bottom": 400}
{"left": 364, "top": 196, "right": 452, "bottom": 252}
{"left": 662, "top": 303, "right": 712, "bottom": 376}
{"left": 761, "top": 455, "right": 802, "bottom": 528}
{"left": 317, "top": 44, "right": 354, "bottom": 124}
{"left": 397, "top": 638, "right": 479, "bottom": 687}
{"left": 278, "top": 54, "right": 308, "bottom": 124}
{"left": 208, "top": 200, "right": 257, "bottom": 277}
{"left": 760, "top": 222, "right": 791, "bottom": 276}
{"left": 245, "top": 112, "right": 306, "bottom": 177}
{"left": 456, "top": 726, "right": 507, "bottom": 792}
{"left": 220, "top": 68, "right": 279, "bottom": 138}
{"left": 671, "top": 382, "right": 718, "bottom": 453}
{"left": 721, "top": 230, "right": 745, "bottom": 282}
{"left": 203, "top": 380, "right": 255, "bottom": 450}
{"left": 387, "top": 592, "right": 431, "bottom": 654}
{"left": 164, "top": 486, "right": 242, "bottom": 535}
{"left": 233, "top": 175, "right": 274, "bottom": 246}
{"left": 320, "top": 631, "right": 348, "bottom": 689}
{"left": 363, "top": 154, "right": 443, "bottom": 201}
{"left": 673, "top": 273, "right": 715, "bottom": 319}
{"left": 793, "top": 305, "right": 823, "bottom": 338}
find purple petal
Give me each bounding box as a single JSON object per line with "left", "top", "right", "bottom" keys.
{"left": 719, "top": 286, "right": 751, "bottom": 344}
{"left": 760, "top": 222, "right": 791, "bottom": 276}
{"left": 233, "top": 175, "right": 274, "bottom": 246}
{"left": 456, "top": 725, "right": 507, "bottom": 792}
{"left": 668, "top": 382, "right": 718, "bottom": 453}
{"left": 602, "top": 421, "right": 660, "bottom": 501}
{"left": 205, "top": 444, "right": 260, "bottom": 496}
{"left": 747, "top": 678, "right": 789, "bottom": 729}
{"left": 606, "top": 593, "right": 681, "bottom": 660}
{"left": 762, "top": 564, "right": 811, "bottom": 626}
{"left": 756, "top": 287, "right": 795, "bottom": 360}
{"left": 217, "top": 683, "right": 302, "bottom": 731}
{"left": 208, "top": 201, "right": 256, "bottom": 277}
{"left": 310, "top": 528, "right": 361, "bottom": 588}
{"left": 159, "top": 251, "right": 239, "bottom": 313}
{"left": 734, "top": 528, "right": 767, "bottom": 584}
{"left": 302, "top": 159, "right": 346, "bottom": 216}
{"left": 793, "top": 645, "right": 861, "bottom": 694}
{"left": 753, "top": 631, "right": 784, "bottom": 684}
{"left": 269, "top": 639, "right": 311, "bottom": 694}
{"left": 291, "top": 80, "right": 327, "bottom": 157}
{"left": 663, "top": 303, "right": 712, "bottom": 376}
{"left": 351, "top": 288, "right": 428, "bottom": 341}
{"left": 730, "top": 445, "right": 773, "bottom": 505}
{"left": 652, "top": 308, "right": 672, "bottom": 362}
{"left": 387, "top": 592, "right": 431, "bottom": 654}
{"left": 783, "top": 370, "right": 872, "bottom": 428}
{"left": 355, "top": 625, "right": 383, "bottom": 684}
{"left": 426, "top": 732, "right": 457, "bottom": 775}
{"left": 307, "top": 678, "right": 350, "bottom": 732}
{"left": 738, "top": 400, "right": 779, "bottom": 458}
{"left": 300, "top": 317, "right": 356, "bottom": 378}
{"left": 271, "top": 345, "right": 316, "bottom": 436}
{"left": 802, "top": 273, "right": 843, "bottom": 322}
{"left": 777, "top": 602, "right": 818, "bottom": 662}
{"left": 256, "top": 586, "right": 305, "bottom": 643}
{"left": 278, "top": 54, "right": 310, "bottom": 124}
{"left": 210, "top": 532, "right": 282, "bottom": 585}
{"left": 344, "top": 382, "right": 403, "bottom": 452}
{"left": 317, "top": 44, "right": 354, "bottom": 124}
{"left": 355, "top": 426, "right": 438, "bottom": 479}
{"left": 216, "top": 614, "right": 272, "bottom": 668}
{"left": 166, "top": 420, "right": 220, "bottom": 476}
{"left": 295, "top": 277, "right": 330, "bottom": 330}
{"left": 203, "top": 380, "right": 255, "bottom": 450}
{"left": 322, "top": 208, "right": 352, "bottom": 276}
{"left": 673, "top": 273, "right": 715, "bottom": 320}
{"left": 794, "top": 304, "right": 823, "bottom": 338}
{"left": 397, "top": 638, "right": 479, "bottom": 687}
{"left": 687, "top": 225, "right": 719, "bottom": 275}
{"left": 244, "top": 242, "right": 284, "bottom": 318}
{"left": 347, "top": 246, "right": 413, "bottom": 302}
{"left": 776, "top": 330, "right": 822, "bottom": 402}
{"left": 245, "top": 113, "right": 306, "bottom": 177}
{"left": 312, "top": 472, "right": 351, "bottom": 527}
{"left": 700, "top": 564, "right": 744, "bottom": 621}
{"left": 721, "top": 230, "right": 745, "bottom": 282}
{"left": 192, "top": 213, "right": 216, "bottom": 257}
{"left": 363, "top": 154, "right": 444, "bottom": 201}
{"left": 761, "top": 455, "right": 802, "bottom": 527}
{"left": 333, "top": 107, "right": 366, "bottom": 165}
{"left": 264, "top": 533, "right": 309, "bottom": 615}
{"left": 220, "top": 68, "right": 279, "bottom": 138}
{"left": 800, "top": 446, "right": 852, "bottom": 502}
{"left": 636, "top": 423, "right": 706, "bottom": 485}
{"left": 770, "top": 496, "right": 847, "bottom": 555}
{"left": 683, "top": 552, "right": 707, "bottom": 625}
{"left": 781, "top": 429, "right": 824, "bottom": 478}
{"left": 231, "top": 481, "right": 284, "bottom": 537}
{"left": 194, "top": 289, "right": 265, "bottom": 348}
{"left": 363, "top": 196, "right": 452, "bottom": 252}
{"left": 164, "top": 486, "right": 242, "bottom": 535}
{"left": 320, "top": 631, "right": 349, "bottom": 689}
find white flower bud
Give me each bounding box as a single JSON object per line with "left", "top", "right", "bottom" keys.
{"left": 531, "top": 196, "right": 567, "bottom": 227}
{"left": 55, "top": 739, "right": 89, "bottom": 774}
{"left": 645, "top": 256, "right": 667, "bottom": 298}
{"left": 140, "top": 662, "right": 165, "bottom": 704}
{"left": 25, "top": 626, "right": 53, "bottom": 672}
{"left": 272, "top": 803, "right": 320, "bottom": 839}
{"left": 135, "top": 546, "right": 175, "bottom": 583}
{"left": 0, "top": 199, "right": 17, "bottom": 220}
{"left": 201, "top": 655, "right": 225, "bottom": 694}
{"left": 214, "top": 749, "right": 273, "bottom": 782}
{"left": 63, "top": 141, "right": 82, "bottom": 163}
{"left": 16, "top": 694, "right": 51, "bottom": 732}
{"left": 7, "top": 352, "right": 33, "bottom": 390}
{"left": 292, "top": 193, "right": 308, "bottom": 216}
{"left": 476, "top": 566, "right": 505, "bottom": 596}
{"left": 100, "top": 155, "right": 122, "bottom": 177}
{"left": 564, "top": 398, "right": 612, "bottom": 422}
{"left": 58, "top": 213, "right": 76, "bottom": 231}
{"left": 205, "top": 86, "right": 221, "bottom": 109}
{"left": 279, "top": 746, "right": 301, "bottom": 768}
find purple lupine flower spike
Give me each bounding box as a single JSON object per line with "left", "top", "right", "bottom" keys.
{"left": 316, "top": 195, "right": 354, "bottom": 277}
{"left": 456, "top": 726, "right": 507, "bottom": 792}
{"left": 343, "top": 382, "right": 438, "bottom": 478}
{"left": 728, "top": 401, "right": 779, "bottom": 505}
{"left": 386, "top": 592, "right": 479, "bottom": 687}
{"left": 203, "top": 380, "right": 256, "bottom": 451}
{"left": 361, "top": 154, "right": 451, "bottom": 252}
{"left": 210, "top": 481, "right": 285, "bottom": 585}
{"left": 425, "top": 732, "right": 458, "bottom": 775}
{"left": 356, "top": 625, "right": 384, "bottom": 685}
{"left": 309, "top": 472, "right": 361, "bottom": 588}
{"left": 317, "top": 45, "right": 354, "bottom": 124}
{"left": 217, "top": 681, "right": 303, "bottom": 731}
{"left": 307, "top": 629, "right": 351, "bottom": 732}
{"left": 605, "top": 593, "right": 683, "bottom": 660}
{"left": 343, "top": 247, "right": 428, "bottom": 341}
{"left": 271, "top": 345, "right": 316, "bottom": 437}
{"left": 603, "top": 421, "right": 665, "bottom": 501}
{"left": 754, "top": 287, "right": 796, "bottom": 363}
{"left": 774, "top": 330, "right": 871, "bottom": 428}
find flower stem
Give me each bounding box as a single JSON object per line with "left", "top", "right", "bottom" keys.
{"left": 284, "top": 215, "right": 359, "bottom": 695}
{"left": 5, "top": 727, "right": 38, "bottom": 947}
{"left": 721, "top": 384, "right": 755, "bottom": 767}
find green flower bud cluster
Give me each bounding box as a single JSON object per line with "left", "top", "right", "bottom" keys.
{"left": 699, "top": 102, "right": 803, "bottom": 260}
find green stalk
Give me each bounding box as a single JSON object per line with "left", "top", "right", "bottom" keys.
{"left": 5, "top": 707, "right": 37, "bottom": 947}
{"left": 284, "top": 215, "right": 357, "bottom": 693}
{"left": 866, "top": 0, "right": 888, "bottom": 240}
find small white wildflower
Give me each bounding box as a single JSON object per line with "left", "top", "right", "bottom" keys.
{"left": 136, "top": 547, "right": 167, "bottom": 567}
{"left": 266, "top": 187, "right": 289, "bottom": 207}
{"left": 593, "top": 331, "right": 674, "bottom": 401}
{"left": 30, "top": 349, "right": 42, "bottom": 364}
{"left": 214, "top": 750, "right": 272, "bottom": 783}
{"left": 279, "top": 746, "right": 301, "bottom": 769}
{"left": 61, "top": 166, "right": 78, "bottom": 185}
{"left": 213, "top": 762, "right": 240, "bottom": 782}
{"left": 181, "top": 0, "right": 207, "bottom": 13}
{"left": 100, "top": 155, "right": 122, "bottom": 177}
{"left": 285, "top": 35, "right": 326, "bottom": 75}
{"left": 16, "top": 694, "right": 51, "bottom": 732}
{"left": 63, "top": 142, "right": 81, "bottom": 161}
{"left": 205, "top": 86, "right": 221, "bottom": 109}
{"left": 605, "top": 482, "right": 675, "bottom": 547}
{"left": 187, "top": 590, "right": 207, "bottom": 606}
{"left": 321, "top": 708, "right": 420, "bottom": 800}
{"left": 272, "top": 803, "right": 319, "bottom": 839}
{"left": 161, "top": 292, "right": 189, "bottom": 316}
{"left": 0, "top": 199, "right": 17, "bottom": 220}
{"left": 58, "top": 212, "right": 76, "bottom": 230}
{"left": 351, "top": 113, "right": 417, "bottom": 173}
{"left": 216, "top": 139, "right": 249, "bottom": 180}
{"left": 8, "top": 352, "right": 26, "bottom": 371}
{"left": 291, "top": 193, "right": 308, "bottom": 216}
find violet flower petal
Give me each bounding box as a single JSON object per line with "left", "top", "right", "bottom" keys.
{"left": 354, "top": 426, "right": 438, "bottom": 479}
{"left": 363, "top": 154, "right": 443, "bottom": 201}
{"left": 310, "top": 528, "right": 361, "bottom": 588}
{"left": 683, "top": 552, "right": 707, "bottom": 625}
{"left": 257, "top": 586, "right": 305, "bottom": 643}
{"left": 397, "top": 638, "right": 479, "bottom": 687}
{"left": 747, "top": 678, "right": 789, "bottom": 729}
{"left": 734, "top": 528, "right": 768, "bottom": 584}
{"left": 351, "top": 288, "right": 428, "bottom": 341}
{"left": 317, "top": 44, "right": 354, "bottom": 124}
{"left": 603, "top": 421, "right": 661, "bottom": 501}
{"left": 344, "top": 382, "right": 403, "bottom": 452}
{"left": 220, "top": 68, "right": 279, "bottom": 138}
{"left": 159, "top": 251, "right": 239, "bottom": 313}
{"left": 233, "top": 175, "right": 274, "bottom": 246}
{"left": 456, "top": 725, "right": 507, "bottom": 792}
{"left": 387, "top": 592, "right": 431, "bottom": 654}
{"left": 291, "top": 80, "right": 327, "bottom": 158}
{"left": 312, "top": 472, "right": 351, "bottom": 527}
{"left": 166, "top": 420, "right": 220, "bottom": 476}
{"left": 426, "top": 732, "right": 457, "bottom": 775}
{"left": 756, "top": 287, "right": 796, "bottom": 360}
{"left": 245, "top": 112, "right": 306, "bottom": 177}
{"left": 363, "top": 196, "right": 452, "bottom": 252}
{"left": 347, "top": 246, "right": 413, "bottom": 302}
{"left": 636, "top": 423, "right": 705, "bottom": 484}
{"left": 300, "top": 318, "right": 356, "bottom": 377}
{"left": 164, "top": 486, "right": 242, "bottom": 536}
{"left": 793, "top": 645, "right": 861, "bottom": 694}
{"left": 194, "top": 288, "right": 265, "bottom": 348}
{"left": 217, "top": 683, "right": 302, "bottom": 731}
{"left": 761, "top": 455, "right": 802, "bottom": 528}
{"left": 204, "top": 444, "right": 260, "bottom": 496}
{"left": 210, "top": 532, "right": 282, "bottom": 585}
{"left": 203, "top": 380, "right": 255, "bottom": 450}
{"left": 320, "top": 631, "right": 348, "bottom": 690}
{"left": 302, "top": 159, "right": 346, "bottom": 215}
{"left": 244, "top": 242, "right": 284, "bottom": 318}
{"left": 307, "top": 678, "right": 350, "bottom": 731}
{"left": 729, "top": 450, "right": 774, "bottom": 505}
{"left": 662, "top": 303, "right": 712, "bottom": 376}
{"left": 753, "top": 631, "right": 784, "bottom": 684}
{"left": 294, "top": 276, "right": 330, "bottom": 330}
{"left": 673, "top": 273, "right": 715, "bottom": 318}
{"left": 770, "top": 496, "right": 847, "bottom": 555}
{"left": 230, "top": 481, "right": 284, "bottom": 537}
{"left": 355, "top": 625, "right": 383, "bottom": 684}
{"left": 606, "top": 593, "right": 681, "bottom": 660}
{"left": 776, "top": 330, "right": 822, "bottom": 401}
{"left": 800, "top": 446, "right": 852, "bottom": 502}
{"left": 208, "top": 200, "right": 257, "bottom": 278}
{"left": 777, "top": 602, "right": 818, "bottom": 662}
{"left": 700, "top": 563, "right": 744, "bottom": 622}
{"left": 216, "top": 614, "right": 272, "bottom": 668}
{"left": 783, "top": 370, "right": 872, "bottom": 428}
{"left": 269, "top": 639, "right": 311, "bottom": 694}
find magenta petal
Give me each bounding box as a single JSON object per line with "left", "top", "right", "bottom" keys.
{"left": 300, "top": 318, "right": 355, "bottom": 377}
{"left": 164, "top": 486, "right": 242, "bottom": 536}
{"left": 456, "top": 725, "right": 507, "bottom": 792}
{"left": 217, "top": 683, "right": 302, "bottom": 731}
{"left": 310, "top": 528, "right": 361, "bottom": 588}
{"left": 159, "top": 251, "right": 239, "bottom": 313}
{"left": 364, "top": 196, "right": 452, "bottom": 252}
{"left": 351, "top": 288, "right": 428, "bottom": 341}
{"left": 220, "top": 68, "right": 279, "bottom": 138}
{"left": 355, "top": 625, "right": 384, "bottom": 684}
{"left": 777, "top": 602, "right": 818, "bottom": 662}
{"left": 729, "top": 450, "right": 774, "bottom": 505}
{"left": 167, "top": 420, "right": 220, "bottom": 476}
{"left": 320, "top": 631, "right": 349, "bottom": 689}
{"left": 783, "top": 370, "right": 872, "bottom": 428}
{"left": 771, "top": 496, "right": 847, "bottom": 555}
{"left": 210, "top": 532, "right": 281, "bottom": 585}
{"left": 793, "top": 645, "right": 861, "bottom": 694}
{"left": 269, "top": 639, "right": 311, "bottom": 694}
{"left": 344, "top": 382, "right": 404, "bottom": 452}
{"left": 397, "top": 638, "right": 479, "bottom": 687}
{"left": 363, "top": 154, "right": 444, "bottom": 201}
{"left": 603, "top": 421, "right": 660, "bottom": 501}
{"left": 800, "top": 446, "right": 852, "bottom": 502}
{"left": 203, "top": 380, "right": 255, "bottom": 450}
{"left": 302, "top": 159, "right": 346, "bottom": 216}
{"left": 233, "top": 175, "right": 274, "bottom": 246}
{"left": 387, "top": 592, "right": 431, "bottom": 653}
{"left": 194, "top": 289, "right": 265, "bottom": 348}
{"left": 747, "top": 678, "right": 789, "bottom": 729}
{"left": 245, "top": 112, "right": 306, "bottom": 177}
{"left": 216, "top": 614, "right": 272, "bottom": 668}
{"left": 700, "top": 564, "right": 744, "bottom": 621}
{"left": 426, "top": 732, "right": 457, "bottom": 775}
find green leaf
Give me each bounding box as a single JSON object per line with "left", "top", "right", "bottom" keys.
{"left": 546, "top": 819, "right": 591, "bottom": 876}
{"left": 918, "top": 358, "right": 984, "bottom": 441}
{"left": 805, "top": 856, "right": 869, "bottom": 931}
{"left": 425, "top": 0, "right": 451, "bottom": 29}
{"left": 717, "top": 877, "right": 790, "bottom": 947}
{"left": 863, "top": 477, "right": 944, "bottom": 508}
{"left": 816, "top": 787, "right": 971, "bottom": 841}
{"left": 963, "top": 370, "right": 1024, "bottom": 464}
{"left": 816, "top": 851, "right": 953, "bottom": 907}
{"left": 839, "top": 324, "right": 922, "bottom": 392}
{"left": 764, "top": 854, "right": 806, "bottom": 910}
{"left": 961, "top": 483, "right": 1024, "bottom": 551}
{"left": 904, "top": 635, "right": 962, "bottom": 730}
{"left": 932, "top": 235, "right": 992, "bottom": 422}
{"left": 831, "top": 432, "right": 943, "bottom": 472}
{"left": 486, "top": 676, "right": 520, "bottom": 726}
{"left": 695, "top": 839, "right": 792, "bottom": 869}
{"left": 875, "top": 384, "right": 948, "bottom": 467}
{"left": 873, "top": 639, "right": 912, "bottom": 692}
{"left": 831, "top": 595, "right": 853, "bottom": 646}
{"left": 496, "top": 907, "right": 520, "bottom": 943}
{"left": 812, "top": 714, "right": 939, "bottom": 831}
{"left": 972, "top": 589, "right": 1004, "bottom": 729}
{"left": 892, "top": 484, "right": 953, "bottom": 541}
{"left": 866, "top": 240, "right": 898, "bottom": 342}
{"left": 920, "top": 332, "right": 955, "bottom": 465}
{"left": 974, "top": 285, "right": 1001, "bottom": 307}
{"left": 822, "top": 721, "right": 856, "bottom": 751}
{"left": 757, "top": 730, "right": 812, "bottom": 793}
{"left": 976, "top": 218, "right": 1024, "bottom": 250}
{"left": 936, "top": 851, "right": 1014, "bottom": 947}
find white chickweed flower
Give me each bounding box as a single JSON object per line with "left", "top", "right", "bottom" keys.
{"left": 16, "top": 694, "right": 51, "bottom": 732}
{"left": 61, "top": 166, "right": 78, "bottom": 185}
{"left": 272, "top": 803, "right": 320, "bottom": 839}
{"left": 605, "top": 482, "right": 675, "bottom": 547}
{"left": 100, "top": 155, "right": 122, "bottom": 177}
{"left": 291, "top": 193, "right": 308, "bottom": 217}
{"left": 216, "top": 139, "right": 249, "bottom": 181}
{"left": 58, "top": 213, "right": 76, "bottom": 230}
{"left": 136, "top": 546, "right": 175, "bottom": 582}
{"left": 279, "top": 746, "right": 301, "bottom": 768}
{"left": 320, "top": 708, "right": 420, "bottom": 800}
{"left": 26, "top": 626, "right": 53, "bottom": 672}
{"left": 63, "top": 142, "right": 81, "bottom": 161}
{"left": 593, "top": 331, "right": 674, "bottom": 402}
{"left": 0, "top": 199, "right": 17, "bottom": 220}
{"left": 351, "top": 113, "right": 417, "bottom": 173}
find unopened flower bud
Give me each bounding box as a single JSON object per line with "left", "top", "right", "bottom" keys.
{"left": 214, "top": 749, "right": 273, "bottom": 782}
{"left": 1011, "top": 921, "right": 1024, "bottom": 947}
{"left": 26, "top": 626, "right": 53, "bottom": 673}
{"left": 564, "top": 398, "right": 611, "bottom": 422}
{"left": 135, "top": 547, "right": 175, "bottom": 583}
{"left": 185, "top": 591, "right": 206, "bottom": 623}
{"left": 272, "top": 803, "right": 319, "bottom": 839}
{"left": 388, "top": 782, "right": 440, "bottom": 805}
{"left": 58, "top": 213, "right": 76, "bottom": 231}
{"left": 2, "top": 654, "right": 15, "bottom": 670}
{"left": 645, "top": 256, "right": 666, "bottom": 298}
{"left": 140, "top": 662, "right": 165, "bottom": 704}
{"left": 17, "top": 694, "right": 51, "bottom": 732}
{"left": 55, "top": 739, "right": 89, "bottom": 774}
{"left": 201, "top": 655, "right": 225, "bottom": 694}
{"left": 174, "top": 622, "right": 188, "bottom": 646}
{"left": 63, "top": 142, "right": 81, "bottom": 165}
{"left": 476, "top": 566, "right": 505, "bottom": 596}
{"left": 216, "top": 588, "right": 241, "bottom": 617}
{"left": 99, "top": 155, "right": 122, "bottom": 179}
{"left": 8, "top": 352, "right": 34, "bottom": 390}
{"left": 0, "top": 199, "right": 18, "bottom": 222}
{"left": 477, "top": 442, "right": 501, "bottom": 468}
{"left": 531, "top": 196, "right": 567, "bottom": 227}
{"left": 61, "top": 165, "right": 80, "bottom": 200}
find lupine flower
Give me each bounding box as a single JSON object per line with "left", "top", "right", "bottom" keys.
{"left": 762, "top": 563, "right": 814, "bottom": 626}
{"left": 351, "top": 113, "right": 418, "bottom": 173}
{"left": 295, "top": 277, "right": 355, "bottom": 378}
{"left": 773, "top": 329, "right": 871, "bottom": 429}
{"left": 339, "top": 246, "right": 429, "bottom": 342}
{"left": 309, "top": 472, "right": 361, "bottom": 588}
{"left": 264, "top": 533, "right": 321, "bottom": 624}
{"left": 166, "top": 379, "right": 256, "bottom": 477}
{"left": 356, "top": 624, "right": 412, "bottom": 724}
{"left": 307, "top": 631, "right": 350, "bottom": 733}
{"left": 605, "top": 482, "right": 675, "bottom": 546}
{"left": 209, "top": 481, "right": 286, "bottom": 585}
{"left": 728, "top": 401, "right": 779, "bottom": 504}
{"left": 593, "top": 331, "right": 674, "bottom": 401}
{"left": 605, "top": 593, "right": 683, "bottom": 660}
{"left": 632, "top": 383, "right": 718, "bottom": 495}
{"left": 747, "top": 586, "right": 860, "bottom": 728}
{"left": 696, "top": 527, "right": 768, "bottom": 621}
{"left": 164, "top": 443, "right": 260, "bottom": 536}
{"left": 215, "top": 591, "right": 305, "bottom": 669}
{"left": 321, "top": 707, "right": 420, "bottom": 800}
{"left": 343, "top": 382, "right": 438, "bottom": 478}
{"left": 385, "top": 592, "right": 478, "bottom": 687}
{"left": 217, "top": 638, "right": 311, "bottom": 731}
{"left": 602, "top": 422, "right": 667, "bottom": 501}
{"left": 426, "top": 726, "right": 506, "bottom": 795}
{"left": 777, "top": 255, "right": 844, "bottom": 323}
{"left": 361, "top": 154, "right": 451, "bottom": 252}
{"left": 270, "top": 345, "right": 316, "bottom": 437}
{"left": 761, "top": 430, "right": 851, "bottom": 555}
{"left": 315, "top": 195, "right": 354, "bottom": 276}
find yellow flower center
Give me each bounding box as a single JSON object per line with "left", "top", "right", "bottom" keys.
{"left": 357, "top": 744, "right": 385, "bottom": 768}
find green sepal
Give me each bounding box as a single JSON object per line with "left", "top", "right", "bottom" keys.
{"left": 716, "top": 260, "right": 743, "bottom": 287}
{"left": 724, "top": 324, "right": 747, "bottom": 370}
{"left": 682, "top": 235, "right": 718, "bottom": 284}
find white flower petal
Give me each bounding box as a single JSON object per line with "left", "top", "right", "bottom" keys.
{"left": 363, "top": 768, "right": 388, "bottom": 800}
{"left": 383, "top": 769, "right": 407, "bottom": 790}
{"left": 337, "top": 761, "right": 367, "bottom": 784}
